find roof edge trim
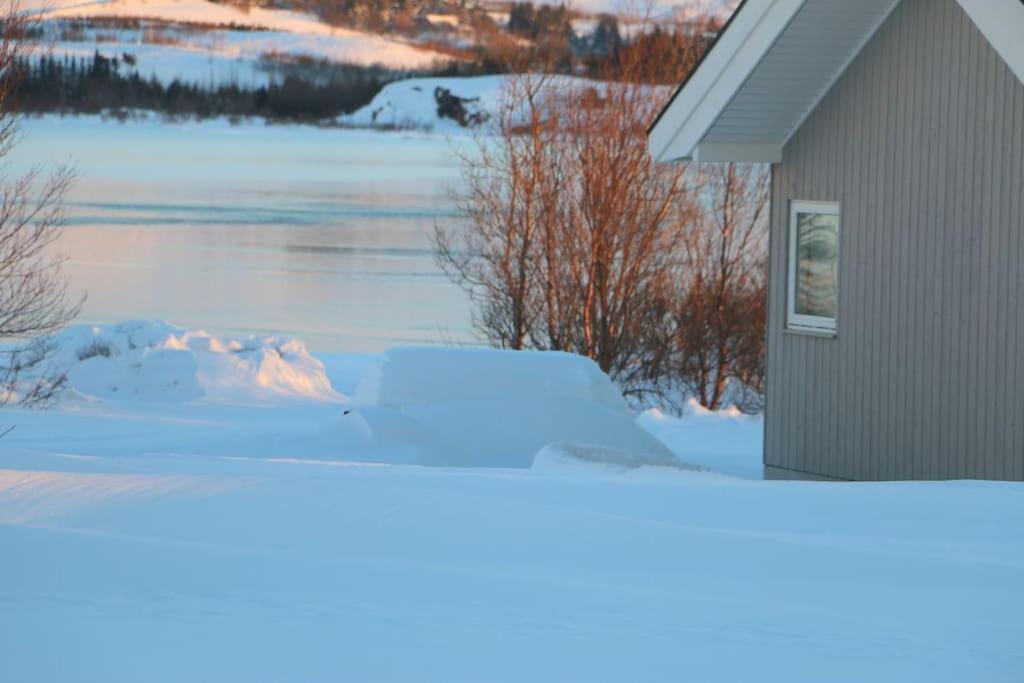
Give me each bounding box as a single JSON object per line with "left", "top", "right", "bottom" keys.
{"left": 648, "top": 0, "right": 806, "bottom": 164}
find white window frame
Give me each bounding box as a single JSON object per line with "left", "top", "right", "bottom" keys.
{"left": 787, "top": 200, "right": 840, "bottom": 334}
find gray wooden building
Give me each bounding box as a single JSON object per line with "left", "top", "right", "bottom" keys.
{"left": 649, "top": 0, "right": 1024, "bottom": 481}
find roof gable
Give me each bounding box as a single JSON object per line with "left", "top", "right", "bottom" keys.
{"left": 649, "top": 0, "right": 1024, "bottom": 164}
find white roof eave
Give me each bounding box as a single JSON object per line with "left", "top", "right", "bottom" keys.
{"left": 647, "top": 0, "right": 806, "bottom": 164}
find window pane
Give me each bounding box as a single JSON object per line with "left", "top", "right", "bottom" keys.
{"left": 795, "top": 212, "right": 838, "bottom": 318}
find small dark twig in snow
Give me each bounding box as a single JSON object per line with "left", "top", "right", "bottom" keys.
{"left": 0, "top": 425, "right": 14, "bottom": 440}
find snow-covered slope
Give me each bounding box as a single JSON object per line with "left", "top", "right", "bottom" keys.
{"left": 340, "top": 74, "right": 672, "bottom": 132}
{"left": 52, "top": 41, "right": 274, "bottom": 87}
{"left": 340, "top": 75, "right": 504, "bottom": 131}
{"left": 42, "top": 0, "right": 374, "bottom": 36}
{"left": 25, "top": 321, "right": 343, "bottom": 405}
{"left": 566, "top": 0, "right": 737, "bottom": 17}
{"left": 33, "top": 0, "right": 449, "bottom": 72}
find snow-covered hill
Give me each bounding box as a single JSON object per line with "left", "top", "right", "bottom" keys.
{"left": 31, "top": 321, "right": 344, "bottom": 405}
{"left": 31, "top": 0, "right": 450, "bottom": 79}
{"left": 40, "top": 0, "right": 392, "bottom": 37}
{"left": 340, "top": 75, "right": 504, "bottom": 131}
{"left": 340, "top": 74, "right": 672, "bottom": 132}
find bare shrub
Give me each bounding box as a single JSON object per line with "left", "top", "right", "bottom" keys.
{"left": 0, "top": 0, "right": 82, "bottom": 407}
{"left": 668, "top": 163, "right": 769, "bottom": 413}
{"left": 77, "top": 339, "right": 115, "bottom": 361}
{"left": 436, "top": 13, "right": 770, "bottom": 412}
{"left": 435, "top": 38, "right": 701, "bottom": 403}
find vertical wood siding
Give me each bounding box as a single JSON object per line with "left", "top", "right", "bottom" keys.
{"left": 765, "top": 0, "right": 1024, "bottom": 480}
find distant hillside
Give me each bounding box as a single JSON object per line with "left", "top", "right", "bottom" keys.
{"left": 19, "top": 0, "right": 724, "bottom": 122}
{"left": 339, "top": 74, "right": 672, "bottom": 132}
{"left": 33, "top": 0, "right": 451, "bottom": 71}
{"left": 340, "top": 75, "right": 503, "bottom": 131}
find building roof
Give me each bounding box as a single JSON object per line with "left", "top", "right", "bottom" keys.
{"left": 648, "top": 0, "right": 1024, "bottom": 164}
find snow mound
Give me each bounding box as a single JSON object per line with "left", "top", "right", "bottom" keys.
{"left": 349, "top": 347, "right": 673, "bottom": 468}
{"left": 354, "top": 346, "right": 626, "bottom": 409}
{"left": 637, "top": 400, "right": 764, "bottom": 479}
{"left": 44, "top": 321, "right": 343, "bottom": 405}
{"left": 340, "top": 75, "right": 672, "bottom": 132}
{"left": 340, "top": 76, "right": 504, "bottom": 132}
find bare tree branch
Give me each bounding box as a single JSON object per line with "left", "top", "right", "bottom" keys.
{"left": 0, "top": 0, "right": 82, "bottom": 408}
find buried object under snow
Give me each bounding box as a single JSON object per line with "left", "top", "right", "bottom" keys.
{"left": 346, "top": 347, "right": 675, "bottom": 468}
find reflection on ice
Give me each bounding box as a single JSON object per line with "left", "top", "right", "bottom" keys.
{"left": 11, "top": 117, "right": 473, "bottom": 352}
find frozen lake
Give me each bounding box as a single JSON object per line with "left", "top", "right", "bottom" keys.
{"left": 11, "top": 116, "right": 473, "bottom": 352}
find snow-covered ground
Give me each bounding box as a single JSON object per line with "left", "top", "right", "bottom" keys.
{"left": 340, "top": 74, "right": 504, "bottom": 131}
{"left": 32, "top": 0, "right": 450, "bottom": 83}
{"left": 51, "top": 39, "right": 275, "bottom": 87}
{"left": 27, "top": 0, "right": 740, "bottom": 89}
{"left": 565, "top": 0, "right": 736, "bottom": 17}
{"left": 46, "top": 24, "right": 446, "bottom": 79}
{"left": 339, "top": 74, "right": 672, "bottom": 132}
{"left": 41, "top": 0, "right": 410, "bottom": 40}
{"left": 0, "top": 320, "right": 1022, "bottom": 682}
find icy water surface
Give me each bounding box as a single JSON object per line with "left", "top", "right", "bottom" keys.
{"left": 12, "top": 117, "right": 473, "bottom": 352}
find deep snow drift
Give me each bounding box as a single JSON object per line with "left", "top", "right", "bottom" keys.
{"left": 30, "top": 321, "right": 342, "bottom": 405}
{"left": 1, "top": 321, "right": 1020, "bottom": 682}
{"left": 350, "top": 347, "right": 675, "bottom": 467}
{"left": 6, "top": 324, "right": 679, "bottom": 469}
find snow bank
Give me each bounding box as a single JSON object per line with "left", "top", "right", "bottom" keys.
{"left": 349, "top": 347, "right": 673, "bottom": 467}
{"left": 35, "top": 0, "right": 448, "bottom": 70}
{"left": 638, "top": 400, "right": 763, "bottom": 479}
{"left": 41, "top": 321, "right": 343, "bottom": 405}
{"left": 354, "top": 346, "right": 626, "bottom": 409}
{"left": 341, "top": 74, "right": 673, "bottom": 132}
{"left": 340, "top": 75, "right": 504, "bottom": 132}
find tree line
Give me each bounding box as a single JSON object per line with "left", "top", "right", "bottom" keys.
{"left": 12, "top": 53, "right": 403, "bottom": 121}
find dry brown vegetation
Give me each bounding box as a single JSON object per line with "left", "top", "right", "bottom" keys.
{"left": 435, "top": 17, "right": 769, "bottom": 412}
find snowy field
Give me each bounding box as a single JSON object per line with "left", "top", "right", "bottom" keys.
{"left": 31, "top": 0, "right": 450, "bottom": 89}
{"left": 45, "top": 24, "right": 446, "bottom": 83}
{"left": 28, "top": 0, "right": 736, "bottom": 90}
{"left": 50, "top": 39, "right": 275, "bottom": 87}
{"left": 0, "top": 321, "right": 1022, "bottom": 682}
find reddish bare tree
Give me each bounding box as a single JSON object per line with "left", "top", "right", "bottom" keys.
{"left": 435, "top": 35, "right": 702, "bottom": 401}
{"left": 436, "top": 14, "right": 770, "bottom": 411}
{"left": 0, "top": 1, "right": 81, "bottom": 407}
{"left": 435, "top": 71, "right": 559, "bottom": 350}
{"left": 671, "top": 163, "right": 769, "bottom": 412}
